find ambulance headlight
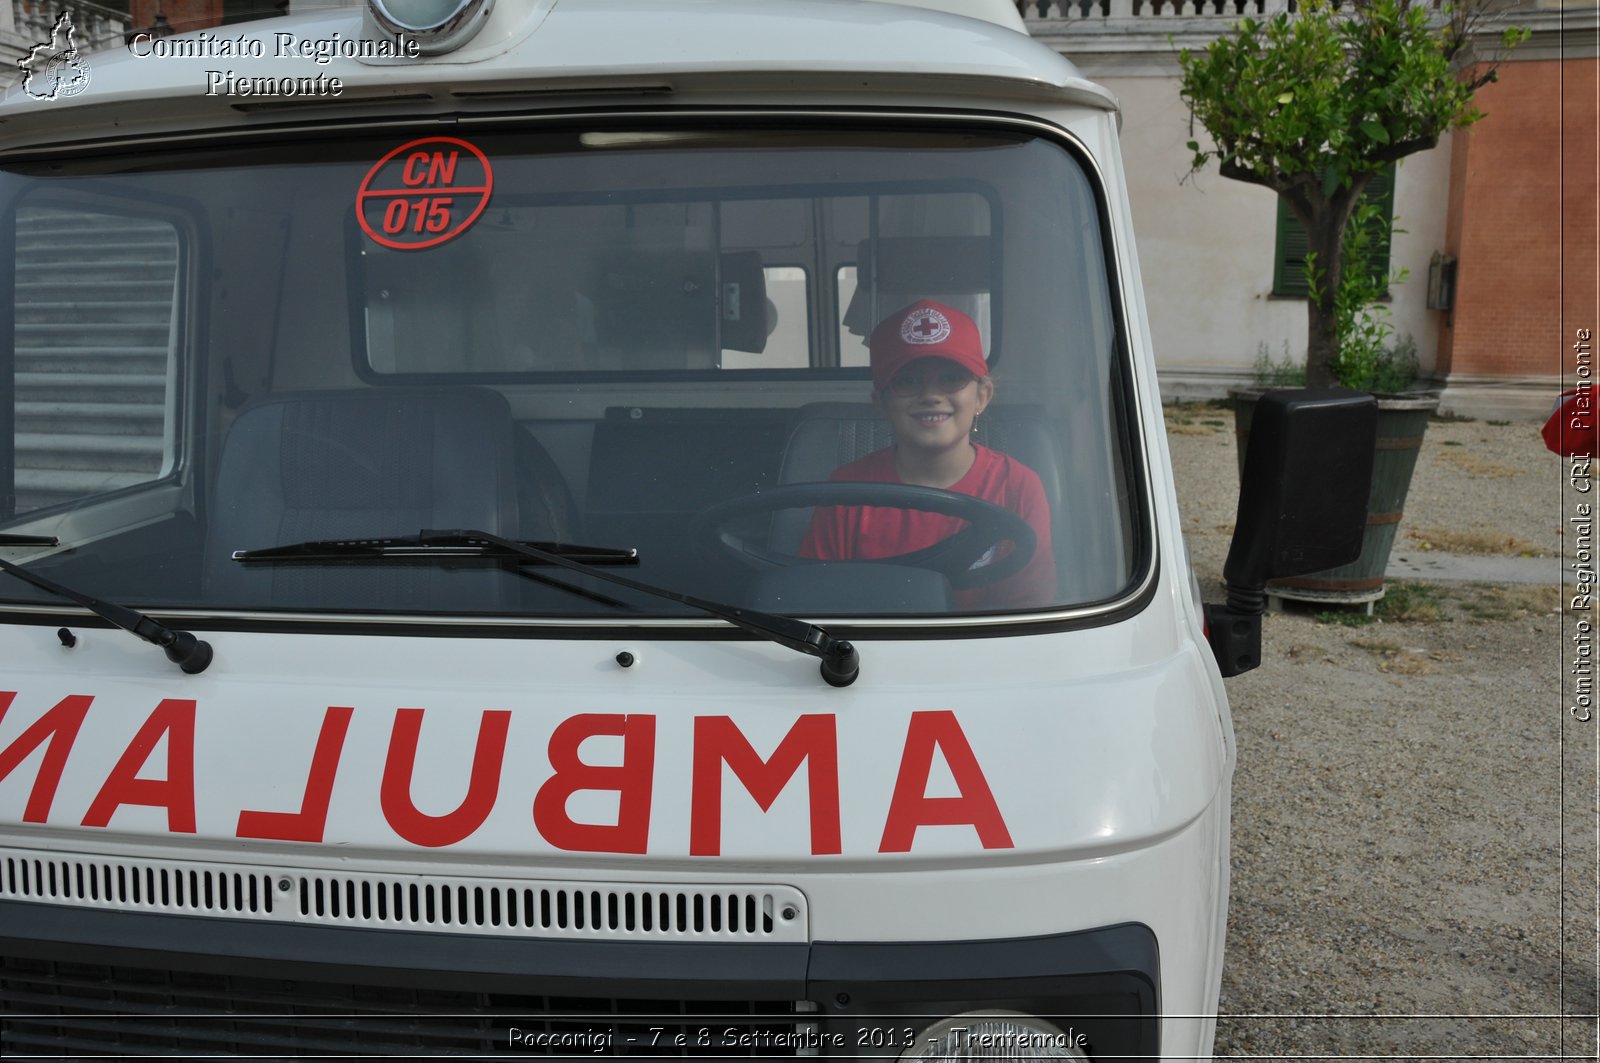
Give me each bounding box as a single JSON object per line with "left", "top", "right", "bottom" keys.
{"left": 902, "top": 1011, "right": 1089, "bottom": 1061}
{"left": 368, "top": 0, "right": 493, "bottom": 54}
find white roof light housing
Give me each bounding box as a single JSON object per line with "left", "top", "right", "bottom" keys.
{"left": 871, "top": 0, "right": 1027, "bottom": 32}
{"left": 368, "top": 0, "right": 495, "bottom": 55}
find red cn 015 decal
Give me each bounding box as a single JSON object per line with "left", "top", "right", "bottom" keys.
{"left": 357, "top": 137, "right": 493, "bottom": 250}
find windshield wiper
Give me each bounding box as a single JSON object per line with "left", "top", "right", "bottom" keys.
{"left": 232, "top": 533, "right": 639, "bottom": 565}
{"left": 236, "top": 528, "right": 860, "bottom": 687}
{"left": 0, "top": 538, "right": 213, "bottom": 674}
{"left": 234, "top": 531, "right": 639, "bottom": 610}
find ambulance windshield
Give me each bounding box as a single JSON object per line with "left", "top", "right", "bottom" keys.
{"left": 0, "top": 124, "right": 1144, "bottom": 624}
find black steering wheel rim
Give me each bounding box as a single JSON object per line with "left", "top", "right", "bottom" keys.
{"left": 692, "top": 481, "right": 1036, "bottom": 588}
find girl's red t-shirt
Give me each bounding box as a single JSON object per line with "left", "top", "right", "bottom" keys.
{"left": 797, "top": 443, "right": 1056, "bottom": 610}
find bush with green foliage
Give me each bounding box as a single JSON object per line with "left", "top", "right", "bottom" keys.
{"left": 1307, "top": 200, "right": 1420, "bottom": 392}
{"left": 1252, "top": 341, "right": 1306, "bottom": 388}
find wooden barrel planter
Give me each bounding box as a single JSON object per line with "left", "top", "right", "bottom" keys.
{"left": 1230, "top": 389, "right": 1439, "bottom": 609}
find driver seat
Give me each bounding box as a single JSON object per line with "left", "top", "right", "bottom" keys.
{"left": 771, "top": 401, "right": 1065, "bottom": 565}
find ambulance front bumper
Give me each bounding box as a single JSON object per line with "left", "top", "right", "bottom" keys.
{"left": 0, "top": 901, "right": 1158, "bottom": 1058}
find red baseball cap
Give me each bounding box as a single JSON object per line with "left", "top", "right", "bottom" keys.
{"left": 1544, "top": 388, "right": 1597, "bottom": 456}
{"left": 869, "top": 299, "right": 988, "bottom": 392}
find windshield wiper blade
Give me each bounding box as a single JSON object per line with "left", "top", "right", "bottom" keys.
{"left": 439, "top": 529, "right": 859, "bottom": 687}
{"left": 0, "top": 551, "right": 213, "bottom": 674}
{"left": 236, "top": 531, "right": 636, "bottom": 610}
{"left": 232, "top": 533, "right": 638, "bottom": 565}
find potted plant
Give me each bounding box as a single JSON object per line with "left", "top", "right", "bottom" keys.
{"left": 1231, "top": 203, "right": 1436, "bottom": 607}
{"left": 1179, "top": 0, "right": 1526, "bottom": 606}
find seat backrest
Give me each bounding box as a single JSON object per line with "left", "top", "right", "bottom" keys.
{"left": 515, "top": 426, "right": 581, "bottom": 543}
{"left": 203, "top": 388, "right": 520, "bottom": 610}
{"left": 771, "top": 402, "right": 1066, "bottom": 559}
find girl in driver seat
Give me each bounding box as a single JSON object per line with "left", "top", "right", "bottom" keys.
{"left": 799, "top": 299, "right": 1056, "bottom": 610}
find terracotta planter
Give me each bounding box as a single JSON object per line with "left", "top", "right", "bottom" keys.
{"left": 1230, "top": 388, "right": 1439, "bottom": 607}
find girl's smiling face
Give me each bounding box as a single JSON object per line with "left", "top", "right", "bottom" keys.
{"left": 876, "top": 357, "right": 995, "bottom": 457}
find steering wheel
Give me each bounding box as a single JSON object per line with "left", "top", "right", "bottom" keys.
{"left": 692, "top": 481, "right": 1036, "bottom": 589}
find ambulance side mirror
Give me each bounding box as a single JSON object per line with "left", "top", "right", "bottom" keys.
{"left": 1205, "top": 389, "right": 1378, "bottom": 676}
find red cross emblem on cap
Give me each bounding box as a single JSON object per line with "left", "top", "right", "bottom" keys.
{"left": 901, "top": 306, "right": 952, "bottom": 345}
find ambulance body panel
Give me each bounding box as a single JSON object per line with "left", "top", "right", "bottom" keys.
{"left": 0, "top": 1, "right": 1270, "bottom": 1058}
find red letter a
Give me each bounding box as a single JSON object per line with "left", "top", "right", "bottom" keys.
{"left": 82, "top": 699, "right": 197, "bottom": 833}
{"left": 879, "top": 710, "right": 1012, "bottom": 853}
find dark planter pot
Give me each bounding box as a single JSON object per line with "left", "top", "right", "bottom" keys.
{"left": 1230, "top": 388, "right": 1439, "bottom": 608}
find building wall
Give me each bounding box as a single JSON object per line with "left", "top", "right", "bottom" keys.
{"left": 127, "top": 0, "right": 351, "bottom": 36}
{"left": 128, "top": 0, "right": 225, "bottom": 35}
{"left": 1440, "top": 56, "right": 1598, "bottom": 382}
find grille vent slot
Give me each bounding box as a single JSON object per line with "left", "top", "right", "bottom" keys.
{"left": 0, "top": 848, "right": 808, "bottom": 942}
{"left": 298, "top": 875, "right": 787, "bottom": 936}
{"left": 2, "top": 851, "right": 274, "bottom": 916}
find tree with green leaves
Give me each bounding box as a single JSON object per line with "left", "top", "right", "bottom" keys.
{"left": 1178, "top": 0, "right": 1527, "bottom": 389}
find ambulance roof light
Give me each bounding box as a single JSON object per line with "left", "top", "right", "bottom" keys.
{"left": 368, "top": 0, "right": 494, "bottom": 55}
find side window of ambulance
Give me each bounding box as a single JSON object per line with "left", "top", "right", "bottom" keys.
{"left": 836, "top": 265, "right": 869, "bottom": 367}
{"left": 719, "top": 265, "right": 809, "bottom": 369}
{"left": 7, "top": 204, "right": 182, "bottom": 519}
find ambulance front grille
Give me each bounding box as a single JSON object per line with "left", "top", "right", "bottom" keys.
{"left": 0, "top": 848, "right": 809, "bottom": 942}
{"left": 0, "top": 955, "right": 813, "bottom": 1056}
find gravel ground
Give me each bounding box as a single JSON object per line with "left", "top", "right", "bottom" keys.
{"left": 1163, "top": 404, "right": 1598, "bottom": 1061}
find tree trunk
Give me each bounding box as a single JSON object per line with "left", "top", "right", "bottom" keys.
{"left": 1306, "top": 294, "right": 1341, "bottom": 389}
{"left": 1292, "top": 185, "right": 1365, "bottom": 390}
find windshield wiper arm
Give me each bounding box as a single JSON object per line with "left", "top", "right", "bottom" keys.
{"left": 237, "top": 529, "right": 860, "bottom": 687}
{"left": 0, "top": 542, "right": 213, "bottom": 674}
{"left": 445, "top": 529, "right": 859, "bottom": 687}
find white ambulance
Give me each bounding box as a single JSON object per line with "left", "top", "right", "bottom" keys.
{"left": 0, "top": 0, "right": 1375, "bottom": 1057}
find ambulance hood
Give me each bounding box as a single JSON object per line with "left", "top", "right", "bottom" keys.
{"left": 0, "top": 623, "right": 1222, "bottom": 871}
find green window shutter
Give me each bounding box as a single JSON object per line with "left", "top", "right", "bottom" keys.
{"left": 1272, "top": 198, "right": 1313, "bottom": 297}
{"left": 1362, "top": 164, "right": 1396, "bottom": 293}
{"left": 1271, "top": 164, "right": 1396, "bottom": 298}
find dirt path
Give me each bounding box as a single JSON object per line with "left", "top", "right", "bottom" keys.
{"left": 1163, "top": 405, "right": 1596, "bottom": 1059}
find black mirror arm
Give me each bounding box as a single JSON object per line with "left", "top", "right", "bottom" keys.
{"left": 1223, "top": 582, "right": 1267, "bottom": 617}
{"left": 1209, "top": 486, "right": 1276, "bottom": 678}
{"left": 1204, "top": 598, "right": 1262, "bottom": 679}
